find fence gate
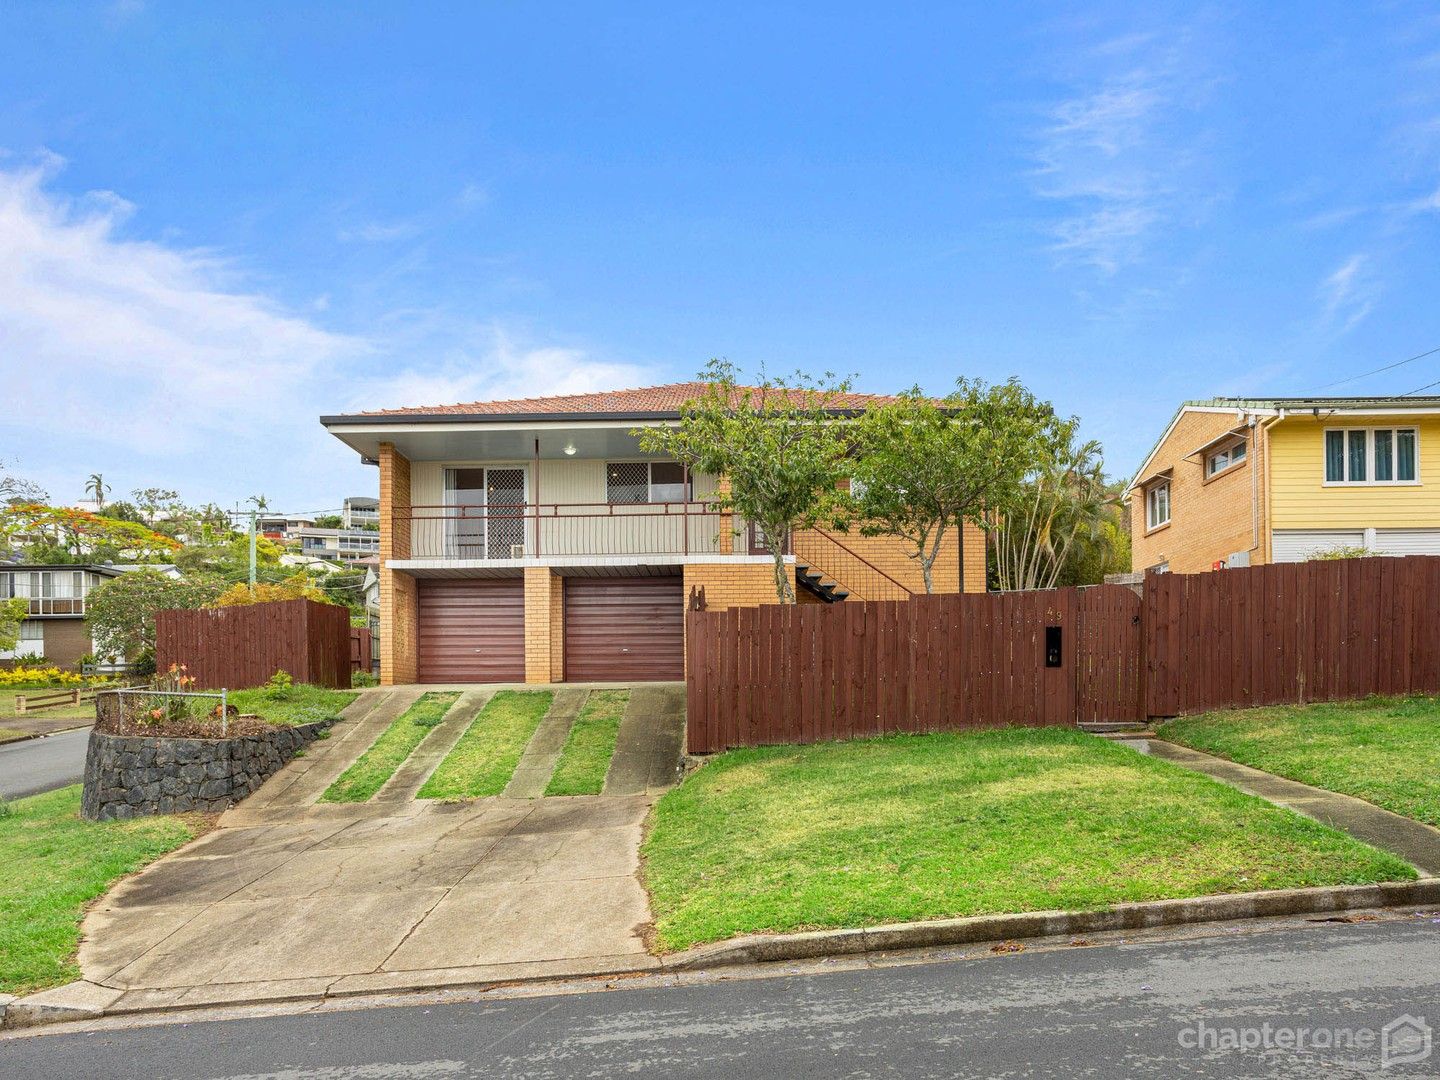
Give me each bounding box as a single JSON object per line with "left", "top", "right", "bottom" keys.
{"left": 1075, "top": 584, "right": 1144, "bottom": 724}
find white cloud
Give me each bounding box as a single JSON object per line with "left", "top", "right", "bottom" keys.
{"left": 337, "top": 219, "right": 423, "bottom": 243}
{"left": 0, "top": 155, "right": 655, "bottom": 507}
{"left": 1320, "top": 254, "right": 1379, "bottom": 333}
{"left": 344, "top": 325, "right": 648, "bottom": 412}
{"left": 1029, "top": 29, "right": 1214, "bottom": 276}
{"left": 0, "top": 154, "right": 363, "bottom": 456}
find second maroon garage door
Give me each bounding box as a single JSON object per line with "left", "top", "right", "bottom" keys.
{"left": 563, "top": 576, "right": 684, "bottom": 682}
{"left": 417, "top": 578, "right": 525, "bottom": 683}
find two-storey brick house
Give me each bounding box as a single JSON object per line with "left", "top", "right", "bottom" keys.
{"left": 1126, "top": 396, "right": 1440, "bottom": 574}
{"left": 322, "top": 383, "right": 987, "bottom": 686}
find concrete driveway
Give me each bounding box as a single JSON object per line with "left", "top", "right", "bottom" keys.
{"left": 74, "top": 684, "right": 685, "bottom": 1012}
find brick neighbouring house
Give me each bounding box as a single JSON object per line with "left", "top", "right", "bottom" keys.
{"left": 1125, "top": 395, "right": 1440, "bottom": 575}
{"left": 321, "top": 383, "right": 987, "bottom": 686}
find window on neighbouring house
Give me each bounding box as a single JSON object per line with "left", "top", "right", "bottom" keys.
{"left": 1207, "top": 439, "right": 1247, "bottom": 477}
{"left": 606, "top": 462, "right": 691, "bottom": 504}
{"left": 1146, "top": 481, "right": 1170, "bottom": 530}
{"left": 0, "top": 620, "right": 44, "bottom": 660}
{"left": 1324, "top": 428, "right": 1418, "bottom": 483}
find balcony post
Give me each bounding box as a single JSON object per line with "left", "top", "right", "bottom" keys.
{"left": 533, "top": 437, "right": 541, "bottom": 557}
{"left": 683, "top": 464, "right": 690, "bottom": 555}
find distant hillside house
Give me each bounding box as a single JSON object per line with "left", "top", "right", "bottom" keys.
{"left": 0, "top": 563, "right": 180, "bottom": 670}
{"left": 1125, "top": 396, "right": 1440, "bottom": 574}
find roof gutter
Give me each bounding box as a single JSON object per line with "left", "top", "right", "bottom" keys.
{"left": 319, "top": 406, "right": 890, "bottom": 427}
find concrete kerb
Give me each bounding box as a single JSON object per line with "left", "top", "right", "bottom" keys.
{"left": 8, "top": 877, "right": 1439, "bottom": 1031}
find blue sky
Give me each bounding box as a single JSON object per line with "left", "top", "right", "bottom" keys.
{"left": 2, "top": 2, "right": 1439, "bottom": 514}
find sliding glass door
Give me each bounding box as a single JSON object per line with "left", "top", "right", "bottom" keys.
{"left": 444, "top": 467, "right": 528, "bottom": 559}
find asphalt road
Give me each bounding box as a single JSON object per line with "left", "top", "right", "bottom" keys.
{"left": 0, "top": 726, "right": 89, "bottom": 799}
{"left": 4, "top": 917, "right": 1439, "bottom": 1078}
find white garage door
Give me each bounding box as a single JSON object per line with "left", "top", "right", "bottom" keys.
{"left": 1372, "top": 529, "right": 1440, "bottom": 556}
{"left": 1271, "top": 529, "right": 1364, "bottom": 562}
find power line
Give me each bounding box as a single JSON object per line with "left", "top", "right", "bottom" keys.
{"left": 1313, "top": 344, "right": 1440, "bottom": 391}
{"left": 1403, "top": 376, "right": 1440, "bottom": 396}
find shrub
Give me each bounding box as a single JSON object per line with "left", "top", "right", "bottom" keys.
{"left": 352, "top": 671, "right": 379, "bottom": 688}
{"left": 209, "top": 574, "right": 335, "bottom": 608}
{"left": 266, "top": 670, "right": 296, "bottom": 699}
{"left": 1308, "top": 546, "right": 1374, "bottom": 561}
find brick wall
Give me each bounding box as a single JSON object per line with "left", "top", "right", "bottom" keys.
{"left": 1129, "top": 411, "right": 1268, "bottom": 575}
{"left": 523, "top": 566, "right": 563, "bottom": 683}
{"left": 791, "top": 519, "right": 987, "bottom": 597}
{"left": 378, "top": 442, "right": 418, "bottom": 684}
{"left": 682, "top": 561, "right": 784, "bottom": 610}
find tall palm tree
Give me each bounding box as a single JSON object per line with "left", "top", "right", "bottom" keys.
{"left": 85, "top": 473, "right": 110, "bottom": 508}
{"left": 992, "top": 437, "right": 1114, "bottom": 591}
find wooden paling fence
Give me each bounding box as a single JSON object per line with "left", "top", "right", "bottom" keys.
{"left": 350, "top": 627, "right": 373, "bottom": 674}
{"left": 156, "top": 598, "right": 352, "bottom": 690}
{"left": 685, "top": 555, "right": 1440, "bottom": 753}
{"left": 1145, "top": 555, "right": 1440, "bottom": 716}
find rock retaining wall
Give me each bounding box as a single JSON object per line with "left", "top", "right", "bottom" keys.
{"left": 80, "top": 720, "right": 333, "bottom": 820}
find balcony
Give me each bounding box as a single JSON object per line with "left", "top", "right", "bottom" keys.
{"left": 15, "top": 597, "right": 87, "bottom": 616}
{"left": 395, "top": 501, "right": 764, "bottom": 562}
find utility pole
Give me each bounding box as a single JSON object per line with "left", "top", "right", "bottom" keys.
{"left": 244, "top": 494, "right": 267, "bottom": 597}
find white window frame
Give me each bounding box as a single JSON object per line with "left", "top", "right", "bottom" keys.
{"left": 1206, "top": 439, "right": 1247, "bottom": 478}
{"left": 1145, "top": 481, "right": 1171, "bottom": 531}
{"left": 0, "top": 620, "right": 44, "bottom": 661}
{"left": 1323, "top": 427, "right": 1420, "bottom": 486}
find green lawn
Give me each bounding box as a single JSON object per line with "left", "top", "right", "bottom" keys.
{"left": 0, "top": 786, "right": 200, "bottom": 996}
{"left": 641, "top": 727, "right": 1414, "bottom": 952}
{"left": 545, "top": 690, "right": 628, "bottom": 796}
{"left": 1158, "top": 695, "right": 1440, "bottom": 826}
{"left": 419, "top": 691, "right": 553, "bottom": 799}
{"left": 0, "top": 728, "right": 29, "bottom": 744}
{"left": 321, "top": 692, "right": 460, "bottom": 803}
{"left": 228, "top": 685, "right": 358, "bottom": 727}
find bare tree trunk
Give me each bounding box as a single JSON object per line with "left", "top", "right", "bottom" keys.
{"left": 919, "top": 520, "right": 948, "bottom": 595}
{"left": 771, "top": 545, "right": 795, "bottom": 603}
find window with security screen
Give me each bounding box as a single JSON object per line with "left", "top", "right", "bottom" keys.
{"left": 606, "top": 461, "right": 649, "bottom": 504}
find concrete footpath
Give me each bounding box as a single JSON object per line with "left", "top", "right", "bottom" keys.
{"left": 1143, "top": 738, "right": 1440, "bottom": 875}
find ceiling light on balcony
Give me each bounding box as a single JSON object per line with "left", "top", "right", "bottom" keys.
{"left": 563, "top": 442, "right": 577, "bottom": 456}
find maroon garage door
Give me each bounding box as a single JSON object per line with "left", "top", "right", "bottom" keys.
{"left": 564, "top": 576, "right": 684, "bottom": 682}
{"left": 417, "top": 579, "right": 525, "bottom": 683}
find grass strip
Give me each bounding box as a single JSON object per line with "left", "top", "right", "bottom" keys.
{"left": 0, "top": 785, "right": 200, "bottom": 995}
{"left": 228, "top": 685, "right": 358, "bottom": 727}
{"left": 0, "top": 728, "right": 30, "bottom": 744}
{"left": 1158, "top": 695, "right": 1440, "bottom": 826}
{"left": 320, "top": 691, "right": 460, "bottom": 803}
{"left": 545, "top": 690, "right": 629, "bottom": 796}
{"left": 419, "top": 690, "right": 553, "bottom": 799}
{"left": 641, "top": 727, "right": 1414, "bottom": 952}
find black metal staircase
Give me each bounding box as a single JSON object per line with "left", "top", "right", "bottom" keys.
{"left": 795, "top": 563, "right": 850, "bottom": 603}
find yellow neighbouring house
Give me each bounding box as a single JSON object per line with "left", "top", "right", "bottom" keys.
{"left": 1125, "top": 396, "right": 1440, "bottom": 575}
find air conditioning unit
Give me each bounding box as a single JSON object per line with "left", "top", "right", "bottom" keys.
{"left": 510, "top": 544, "right": 526, "bottom": 559}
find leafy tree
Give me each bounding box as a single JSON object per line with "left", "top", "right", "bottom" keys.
{"left": 319, "top": 568, "right": 368, "bottom": 613}
{"left": 849, "top": 379, "right": 1064, "bottom": 593}
{"left": 0, "top": 597, "right": 27, "bottom": 653}
{"left": 85, "top": 569, "right": 224, "bottom": 662}
{"left": 991, "top": 433, "right": 1115, "bottom": 591}
{"left": 130, "top": 487, "right": 180, "bottom": 526}
{"left": 0, "top": 504, "right": 181, "bottom": 563}
{"left": 209, "top": 572, "right": 335, "bottom": 607}
{"left": 636, "top": 360, "right": 853, "bottom": 602}
{"left": 312, "top": 514, "right": 343, "bottom": 529}
{"left": 0, "top": 459, "right": 47, "bottom": 506}
{"left": 1053, "top": 488, "right": 1131, "bottom": 587}
{"left": 85, "top": 473, "right": 110, "bottom": 508}
{"left": 96, "top": 500, "right": 147, "bottom": 524}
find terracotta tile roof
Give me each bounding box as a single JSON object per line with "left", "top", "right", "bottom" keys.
{"left": 348, "top": 381, "right": 903, "bottom": 419}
